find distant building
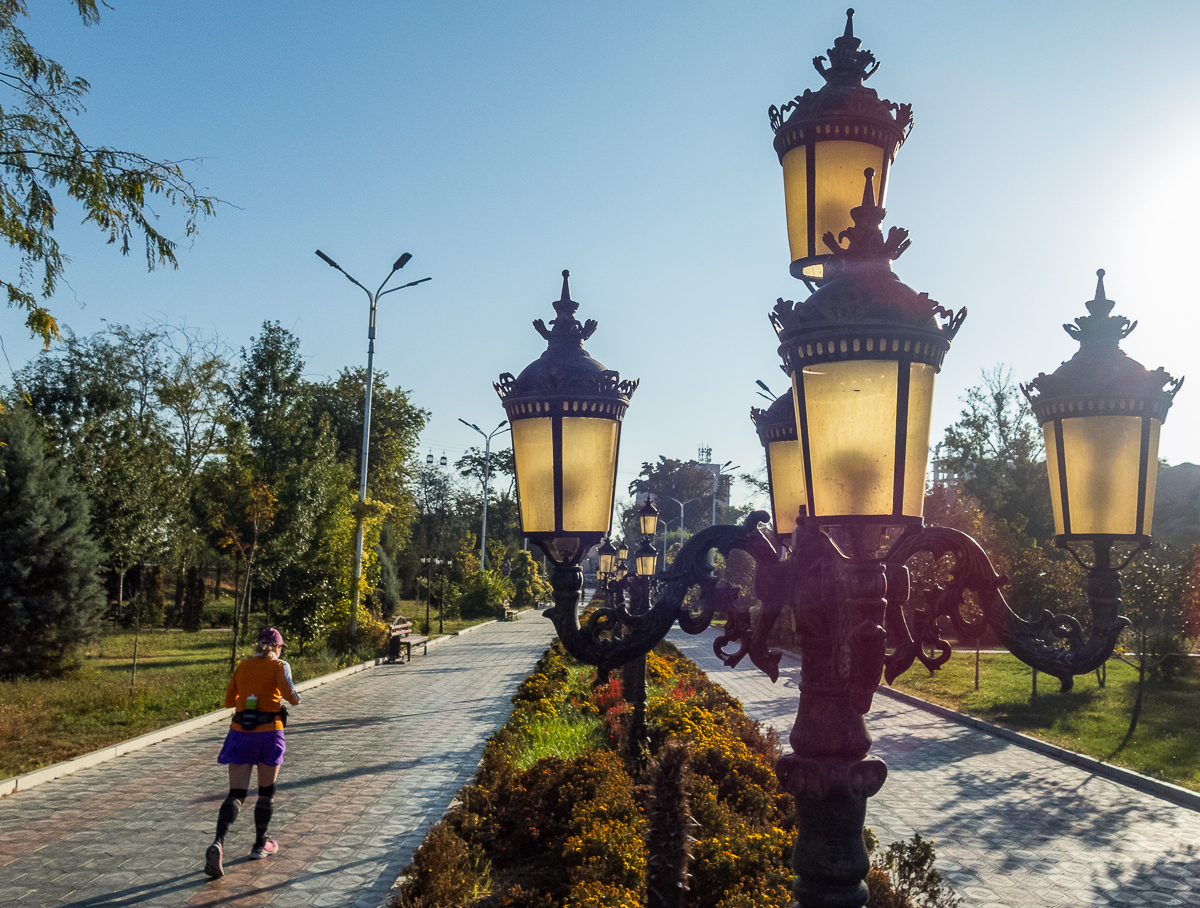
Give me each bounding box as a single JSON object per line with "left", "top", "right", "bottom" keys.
{"left": 929, "top": 458, "right": 963, "bottom": 491}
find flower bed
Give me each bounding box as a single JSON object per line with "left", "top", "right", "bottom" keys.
{"left": 395, "top": 641, "right": 957, "bottom": 908}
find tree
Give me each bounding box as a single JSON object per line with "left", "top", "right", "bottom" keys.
{"left": 0, "top": 1, "right": 218, "bottom": 346}
{"left": 18, "top": 326, "right": 174, "bottom": 615}
{"left": 628, "top": 457, "right": 731, "bottom": 537}
{"left": 308, "top": 367, "right": 427, "bottom": 511}
{"left": 1112, "top": 543, "right": 1197, "bottom": 750}
{"left": 509, "top": 549, "right": 549, "bottom": 609}
{"left": 0, "top": 403, "right": 104, "bottom": 677}
{"left": 939, "top": 365, "right": 1053, "bottom": 543}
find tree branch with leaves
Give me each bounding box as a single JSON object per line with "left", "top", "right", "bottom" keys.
{"left": 0, "top": 0, "right": 219, "bottom": 346}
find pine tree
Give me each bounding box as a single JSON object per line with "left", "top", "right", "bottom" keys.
{"left": 0, "top": 404, "right": 105, "bottom": 677}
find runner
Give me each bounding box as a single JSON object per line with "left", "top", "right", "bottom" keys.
{"left": 204, "top": 627, "right": 301, "bottom": 878}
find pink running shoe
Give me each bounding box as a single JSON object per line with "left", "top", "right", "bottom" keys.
{"left": 249, "top": 839, "right": 278, "bottom": 860}
{"left": 204, "top": 842, "right": 224, "bottom": 877}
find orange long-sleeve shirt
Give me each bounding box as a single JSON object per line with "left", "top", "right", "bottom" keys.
{"left": 224, "top": 655, "right": 301, "bottom": 732}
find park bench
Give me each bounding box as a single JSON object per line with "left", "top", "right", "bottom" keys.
{"left": 387, "top": 616, "right": 428, "bottom": 663}
{"left": 503, "top": 605, "right": 520, "bottom": 622}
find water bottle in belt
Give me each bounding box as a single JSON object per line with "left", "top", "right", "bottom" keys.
{"left": 241, "top": 694, "right": 259, "bottom": 730}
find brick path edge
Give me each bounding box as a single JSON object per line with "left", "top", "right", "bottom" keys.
{"left": 0, "top": 629, "right": 476, "bottom": 799}
{"left": 874, "top": 683, "right": 1200, "bottom": 812}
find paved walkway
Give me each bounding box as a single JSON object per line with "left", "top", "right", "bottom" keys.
{"left": 668, "top": 627, "right": 1200, "bottom": 908}
{"left": 0, "top": 614, "right": 557, "bottom": 908}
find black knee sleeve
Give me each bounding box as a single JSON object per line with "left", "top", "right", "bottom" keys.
{"left": 215, "top": 788, "right": 247, "bottom": 844}
{"left": 258, "top": 783, "right": 276, "bottom": 799}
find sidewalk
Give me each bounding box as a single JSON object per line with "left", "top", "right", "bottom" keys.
{"left": 0, "top": 613, "right": 557, "bottom": 908}
{"left": 669, "top": 627, "right": 1200, "bottom": 908}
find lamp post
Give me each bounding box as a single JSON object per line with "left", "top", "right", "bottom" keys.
{"left": 667, "top": 496, "right": 696, "bottom": 539}
{"left": 316, "top": 249, "right": 431, "bottom": 638}
{"left": 706, "top": 460, "right": 739, "bottom": 527}
{"left": 459, "top": 418, "right": 509, "bottom": 569}
{"left": 495, "top": 12, "right": 1181, "bottom": 908}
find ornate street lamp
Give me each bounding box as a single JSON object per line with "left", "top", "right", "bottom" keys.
{"left": 638, "top": 499, "right": 659, "bottom": 538}
{"left": 770, "top": 8, "right": 913, "bottom": 286}
{"left": 1024, "top": 270, "right": 1182, "bottom": 547}
{"left": 597, "top": 538, "right": 618, "bottom": 578}
{"left": 751, "top": 387, "right": 805, "bottom": 543}
{"left": 633, "top": 538, "right": 658, "bottom": 578}
{"left": 495, "top": 270, "right": 637, "bottom": 567}
{"left": 493, "top": 13, "right": 1181, "bottom": 908}
{"left": 1021, "top": 270, "right": 1183, "bottom": 658}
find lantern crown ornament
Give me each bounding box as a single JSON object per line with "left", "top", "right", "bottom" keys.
{"left": 1022, "top": 270, "right": 1183, "bottom": 416}
{"left": 1022, "top": 270, "right": 1183, "bottom": 543}
{"left": 770, "top": 9, "right": 915, "bottom": 283}
{"left": 496, "top": 271, "right": 638, "bottom": 564}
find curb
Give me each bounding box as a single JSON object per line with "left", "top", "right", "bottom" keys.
{"left": 1, "top": 657, "right": 382, "bottom": 798}
{"left": 874, "top": 684, "right": 1200, "bottom": 813}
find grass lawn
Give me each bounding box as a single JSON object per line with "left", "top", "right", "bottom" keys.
{"left": 0, "top": 628, "right": 350, "bottom": 780}
{"left": 1, "top": 604, "right": 516, "bottom": 780}
{"left": 888, "top": 650, "right": 1200, "bottom": 792}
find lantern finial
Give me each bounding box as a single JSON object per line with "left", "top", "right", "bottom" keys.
{"left": 815, "top": 6, "right": 879, "bottom": 85}
{"left": 1062, "top": 267, "right": 1134, "bottom": 350}
{"left": 531, "top": 268, "right": 597, "bottom": 345}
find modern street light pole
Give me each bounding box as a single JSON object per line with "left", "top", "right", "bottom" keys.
{"left": 708, "top": 460, "right": 739, "bottom": 527}
{"left": 667, "top": 496, "right": 696, "bottom": 540}
{"left": 458, "top": 418, "right": 508, "bottom": 569}
{"left": 316, "top": 249, "right": 431, "bottom": 638}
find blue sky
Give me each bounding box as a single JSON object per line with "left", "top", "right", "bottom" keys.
{"left": 4, "top": 1, "right": 1199, "bottom": 512}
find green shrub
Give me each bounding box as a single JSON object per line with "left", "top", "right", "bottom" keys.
{"left": 203, "top": 601, "right": 235, "bottom": 628}
{"left": 865, "top": 831, "right": 961, "bottom": 908}
{"left": 458, "top": 569, "right": 514, "bottom": 620}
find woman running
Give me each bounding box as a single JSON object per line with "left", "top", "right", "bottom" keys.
{"left": 205, "top": 627, "right": 301, "bottom": 878}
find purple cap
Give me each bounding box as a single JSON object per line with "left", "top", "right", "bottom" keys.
{"left": 257, "top": 627, "right": 286, "bottom": 648}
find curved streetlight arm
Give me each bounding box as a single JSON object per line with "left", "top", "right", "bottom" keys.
{"left": 380, "top": 276, "right": 432, "bottom": 296}
{"left": 315, "top": 249, "right": 373, "bottom": 301}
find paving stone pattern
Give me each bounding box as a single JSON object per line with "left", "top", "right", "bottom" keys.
{"left": 0, "top": 614, "right": 556, "bottom": 908}
{"left": 668, "top": 627, "right": 1200, "bottom": 908}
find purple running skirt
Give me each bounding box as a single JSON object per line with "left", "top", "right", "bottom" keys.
{"left": 217, "top": 729, "right": 286, "bottom": 766}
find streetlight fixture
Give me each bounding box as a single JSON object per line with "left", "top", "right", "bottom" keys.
{"left": 771, "top": 7, "right": 913, "bottom": 288}
{"left": 1022, "top": 269, "right": 1182, "bottom": 646}
{"left": 495, "top": 270, "right": 637, "bottom": 566}
{"left": 494, "top": 12, "right": 1181, "bottom": 908}
{"left": 751, "top": 387, "right": 805, "bottom": 543}
{"left": 316, "top": 249, "right": 431, "bottom": 638}
{"left": 459, "top": 417, "right": 510, "bottom": 569}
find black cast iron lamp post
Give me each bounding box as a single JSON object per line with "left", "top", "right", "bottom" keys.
{"left": 770, "top": 8, "right": 913, "bottom": 286}
{"left": 492, "top": 13, "right": 1179, "bottom": 908}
